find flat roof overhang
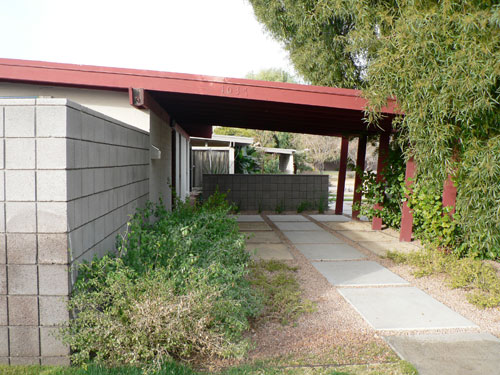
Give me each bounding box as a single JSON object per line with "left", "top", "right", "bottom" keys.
{"left": 0, "top": 58, "right": 399, "bottom": 137}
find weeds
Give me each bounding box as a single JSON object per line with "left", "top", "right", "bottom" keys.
{"left": 387, "top": 248, "right": 500, "bottom": 308}
{"left": 249, "top": 260, "right": 315, "bottom": 325}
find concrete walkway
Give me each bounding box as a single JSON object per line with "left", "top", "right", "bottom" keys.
{"left": 234, "top": 213, "right": 500, "bottom": 375}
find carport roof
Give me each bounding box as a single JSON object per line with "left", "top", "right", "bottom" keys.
{"left": 0, "top": 58, "right": 398, "bottom": 136}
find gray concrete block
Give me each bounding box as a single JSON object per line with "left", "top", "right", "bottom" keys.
{"left": 67, "top": 169, "right": 82, "bottom": 200}
{"left": 5, "top": 170, "right": 36, "bottom": 201}
{"left": 338, "top": 230, "right": 397, "bottom": 242}
{"left": 37, "top": 138, "right": 67, "bottom": 169}
{"left": 37, "top": 170, "right": 67, "bottom": 202}
{"left": 8, "top": 265, "right": 37, "bottom": 295}
{"left": 38, "top": 234, "right": 68, "bottom": 265}
{"left": 39, "top": 265, "right": 69, "bottom": 296}
{"left": 10, "top": 357, "right": 40, "bottom": 365}
{"left": 8, "top": 295, "right": 38, "bottom": 325}
{"left": 245, "top": 243, "right": 293, "bottom": 260}
{"left": 68, "top": 228, "right": 84, "bottom": 259}
{"left": 5, "top": 138, "right": 36, "bottom": 169}
{"left": 66, "top": 107, "right": 82, "bottom": 139}
{"left": 81, "top": 169, "right": 95, "bottom": 196}
{"left": 9, "top": 326, "right": 40, "bottom": 356}
{"left": 0, "top": 327, "right": 8, "bottom": 356}
{"left": 7, "top": 234, "right": 37, "bottom": 264}
{"left": 36, "top": 105, "right": 67, "bottom": 137}
{"left": 0, "top": 171, "right": 4, "bottom": 202}
{"left": 0, "top": 296, "right": 6, "bottom": 325}
{"left": 6, "top": 202, "right": 36, "bottom": 233}
{"left": 338, "top": 287, "right": 477, "bottom": 331}
{"left": 37, "top": 202, "right": 68, "bottom": 233}
{"left": 312, "top": 260, "right": 409, "bottom": 287}
{"left": 5, "top": 106, "right": 35, "bottom": 137}
{"left": 0, "top": 266, "right": 5, "bottom": 295}
{"left": 41, "top": 356, "right": 71, "bottom": 366}
{"left": 39, "top": 296, "right": 69, "bottom": 326}
{"left": 231, "top": 214, "right": 264, "bottom": 222}
{"left": 0, "top": 235, "right": 5, "bottom": 264}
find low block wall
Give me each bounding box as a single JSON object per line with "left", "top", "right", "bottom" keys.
{"left": 0, "top": 98, "right": 150, "bottom": 365}
{"left": 203, "top": 174, "right": 329, "bottom": 211}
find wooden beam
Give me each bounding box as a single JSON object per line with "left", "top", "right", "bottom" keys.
{"left": 335, "top": 136, "right": 349, "bottom": 215}
{"left": 372, "top": 132, "right": 390, "bottom": 230}
{"left": 352, "top": 135, "right": 367, "bottom": 220}
{"left": 400, "top": 157, "right": 416, "bottom": 241}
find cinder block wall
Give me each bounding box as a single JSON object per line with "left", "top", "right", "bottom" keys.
{"left": 0, "top": 98, "right": 150, "bottom": 365}
{"left": 203, "top": 174, "right": 329, "bottom": 211}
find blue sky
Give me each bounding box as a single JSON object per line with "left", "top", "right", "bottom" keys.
{"left": 0, "top": 0, "right": 293, "bottom": 78}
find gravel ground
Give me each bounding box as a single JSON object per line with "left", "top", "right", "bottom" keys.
{"left": 235, "top": 211, "right": 500, "bottom": 366}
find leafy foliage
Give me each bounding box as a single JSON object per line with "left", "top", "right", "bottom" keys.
{"left": 235, "top": 146, "right": 260, "bottom": 174}
{"left": 62, "top": 195, "right": 259, "bottom": 367}
{"left": 354, "top": 140, "right": 405, "bottom": 228}
{"left": 387, "top": 248, "right": 500, "bottom": 308}
{"left": 250, "top": 1, "right": 500, "bottom": 258}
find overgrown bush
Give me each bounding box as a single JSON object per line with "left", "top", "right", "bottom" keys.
{"left": 62, "top": 194, "right": 259, "bottom": 367}
{"left": 354, "top": 140, "right": 405, "bottom": 228}
{"left": 387, "top": 248, "right": 500, "bottom": 309}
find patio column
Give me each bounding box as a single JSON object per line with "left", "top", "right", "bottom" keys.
{"left": 335, "top": 136, "right": 349, "bottom": 214}
{"left": 442, "top": 174, "right": 457, "bottom": 216}
{"left": 372, "top": 132, "right": 390, "bottom": 230}
{"left": 352, "top": 135, "right": 367, "bottom": 220}
{"left": 400, "top": 156, "right": 416, "bottom": 241}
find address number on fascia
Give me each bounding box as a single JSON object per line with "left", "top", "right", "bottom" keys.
{"left": 221, "top": 85, "right": 249, "bottom": 97}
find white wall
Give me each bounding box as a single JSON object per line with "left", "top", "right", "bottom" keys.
{"left": 0, "top": 82, "right": 150, "bottom": 131}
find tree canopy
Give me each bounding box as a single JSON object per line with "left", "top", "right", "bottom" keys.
{"left": 249, "top": 0, "right": 500, "bottom": 258}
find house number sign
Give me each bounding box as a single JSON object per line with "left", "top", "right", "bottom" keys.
{"left": 221, "top": 84, "right": 249, "bottom": 97}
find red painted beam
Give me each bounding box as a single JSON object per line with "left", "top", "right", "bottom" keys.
{"left": 372, "top": 133, "right": 391, "bottom": 230}
{"left": 0, "top": 58, "right": 399, "bottom": 114}
{"left": 335, "top": 137, "right": 349, "bottom": 214}
{"left": 400, "top": 157, "right": 416, "bottom": 242}
{"left": 442, "top": 174, "right": 457, "bottom": 216}
{"left": 352, "top": 135, "right": 367, "bottom": 220}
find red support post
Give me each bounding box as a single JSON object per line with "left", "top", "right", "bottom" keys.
{"left": 335, "top": 136, "right": 349, "bottom": 214}
{"left": 372, "top": 132, "right": 390, "bottom": 230}
{"left": 442, "top": 174, "right": 457, "bottom": 216}
{"left": 400, "top": 157, "right": 416, "bottom": 242}
{"left": 352, "top": 135, "right": 367, "bottom": 220}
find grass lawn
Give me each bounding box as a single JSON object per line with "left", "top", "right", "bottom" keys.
{"left": 0, "top": 361, "right": 417, "bottom": 375}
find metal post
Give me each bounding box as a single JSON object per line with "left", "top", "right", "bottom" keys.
{"left": 352, "top": 135, "right": 367, "bottom": 220}
{"left": 335, "top": 136, "right": 349, "bottom": 214}
{"left": 372, "top": 132, "right": 390, "bottom": 230}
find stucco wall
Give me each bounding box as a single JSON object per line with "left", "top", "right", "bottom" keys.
{"left": 0, "top": 98, "right": 150, "bottom": 365}
{"left": 0, "top": 82, "right": 150, "bottom": 131}
{"left": 203, "top": 174, "right": 329, "bottom": 211}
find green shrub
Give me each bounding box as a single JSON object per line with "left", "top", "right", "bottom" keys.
{"left": 353, "top": 141, "right": 405, "bottom": 229}
{"left": 387, "top": 248, "right": 500, "bottom": 309}
{"left": 62, "top": 194, "right": 260, "bottom": 367}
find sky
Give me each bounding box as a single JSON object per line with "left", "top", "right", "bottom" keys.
{"left": 0, "top": 0, "right": 294, "bottom": 79}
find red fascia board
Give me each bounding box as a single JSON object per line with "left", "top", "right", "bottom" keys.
{"left": 0, "top": 58, "right": 399, "bottom": 114}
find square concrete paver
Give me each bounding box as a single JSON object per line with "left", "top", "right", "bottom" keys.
{"left": 232, "top": 215, "right": 264, "bottom": 222}
{"left": 246, "top": 243, "right": 294, "bottom": 260}
{"left": 325, "top": 221, "right": 374, "bottom": 231}
{"left": 238, "top": 222, "right": 272, "bottom": 231}
{"left": 295, "top": 244, "right": 366, "bottom": 261}
{"left": 267, "top": 215, "right": 310, "bottom": 222}
{"left": 243, "top": 231, "right": 281, "bottom": 243}
{"left": 384, "top": 333, "right": 500, "bottom": 375}
{"left": 361, "top": 241, "right": 420, "bottom": 257}
{"left": 312, "top": 261, "right": 409, "bottom": 286}
{"left": 282, "top": 230, "right": 344, "bottom": 244}
{"left": 338, "top": 230, "right": 397, "bottom": 242}
{"left": 309, "top": 215, "right": 351, "bottom": 222}
{"left": 338, "top": 287, "right": 477, "bottom": 331}
{"left": 274, "top": 222, "right": 323, "bottom": 231}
